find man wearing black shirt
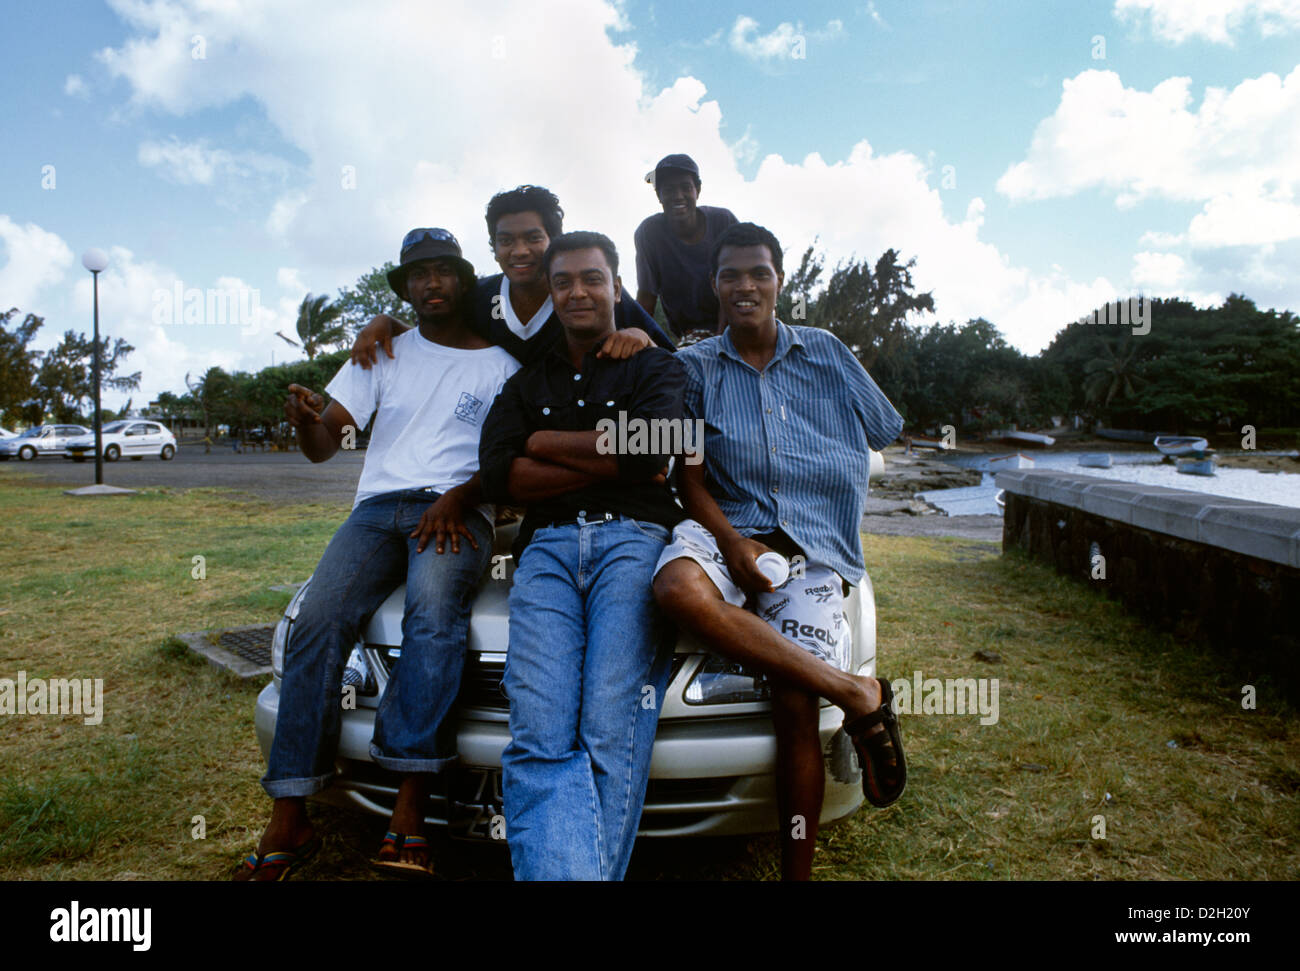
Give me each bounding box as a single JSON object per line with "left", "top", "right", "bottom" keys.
{"left": 479, "top": 231, "right": 686, "bottom": 880}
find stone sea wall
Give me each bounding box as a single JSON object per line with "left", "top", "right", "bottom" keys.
{"left": 997, "top": 470, "right": 1300, "bottom": 702}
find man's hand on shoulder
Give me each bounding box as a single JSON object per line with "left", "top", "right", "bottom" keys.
{"left": 349, "top": 314, "right": 407, "bottom": 370}
{"left": 596, "top": 327, "right": 653, "bottom": 360}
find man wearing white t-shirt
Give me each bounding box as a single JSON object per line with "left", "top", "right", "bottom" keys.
{"left": 237, "top": 228, "right": 519, "bottom": 881}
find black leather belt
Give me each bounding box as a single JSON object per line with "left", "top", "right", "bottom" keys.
{"left": 544, "top": 510, "right": 618, "bottom": 529}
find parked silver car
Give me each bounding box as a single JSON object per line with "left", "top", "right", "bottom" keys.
{"left": 0, "top": 424, "right": 91, "bottom": 460}
{"left": 255, "top": 452, "right": 885, "bottom": 839}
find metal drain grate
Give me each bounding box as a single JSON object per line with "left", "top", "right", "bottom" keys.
{"left": 216, "top": 626, "right": 273, "bottom": 666}
{"left": 178, "top": 623, "right": 276, "bottom": 679}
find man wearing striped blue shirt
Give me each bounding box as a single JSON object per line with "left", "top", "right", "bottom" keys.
{"left": 652, "top": 222, "right": 907, "bottom": 881}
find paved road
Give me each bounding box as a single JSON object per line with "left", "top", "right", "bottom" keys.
{"left": 0, "top": 448, "right": 364, "bottom": 507}
{"left": 5, "top": 448, "right": 1008, "bottom": 541}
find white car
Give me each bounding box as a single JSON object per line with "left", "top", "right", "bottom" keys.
{"left": 0, "top": 424, "right": 92, "bottom": 460}
{"left": 0, "top": 428, "right": 16, "bottom": 439}
{"left": 255, "top": 450, "right": 890, "bottom": 839}
{"left": 64, "top": 420, "right": 177, "bottom": 461}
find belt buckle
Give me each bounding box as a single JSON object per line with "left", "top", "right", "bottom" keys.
{"left": 575, "top": 510, "right": 614, "bottom": 526}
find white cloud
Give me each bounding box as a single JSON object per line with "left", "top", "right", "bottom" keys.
{"left": 138, "top": 138, "right": 228, "bottom": 184}
{"left": 1115, "top": 0, "right": 1300, "bottom": 44}
{"left": 138, "top": 136, "right": 289, "bottom": 186}
{"left": 93, "top": 0, "right": 1150, "bottom": 356}
{"left": 728, "top": 15, "right": 844, "bottom": 61}
{"left": 1131, "top": 250, "right": 1187, "bottom": 290}
{"left": 866, "top": 2, "right": 887, "bottom": 28}
{"left": 997, "top": 68, "right": 1300, "bottom": 244}
{"left": 64, "top": 74, "right": 88, "bottom": 98}
{"left": 1187, "top": 186, "right": 1300, "bottom": 245}
{"left": 999, "top": 65, "right": 1300, "bottom": 312}
{"left": 0, "top": 216, "right": 74, "bottom": 315}
{"left": 1138, "top": 229, "right": 1186, "bottom": 247}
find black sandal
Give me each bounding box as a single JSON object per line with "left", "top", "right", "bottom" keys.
{"left": 843, "top": 677, "right": 907, "bottom": 808}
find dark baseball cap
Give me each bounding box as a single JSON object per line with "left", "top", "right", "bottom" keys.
{"left": 387, "top": 227, "right": 475, "bottom": 299}
{"left": 645, "top": 153, "right": 700, "bottom": 186}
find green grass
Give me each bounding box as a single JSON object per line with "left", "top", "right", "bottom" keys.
{"left": 0, "top": 472, "right": 1296, "bottom": 880}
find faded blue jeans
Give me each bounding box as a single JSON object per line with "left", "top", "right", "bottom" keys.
{"left": 502, "top": 516, "right": 674, "bottom": 880}
{"left": 263, "top": 489, "right": 493, "bottom": 798}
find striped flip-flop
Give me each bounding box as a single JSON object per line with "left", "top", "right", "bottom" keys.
{"left": 370, "top": 831, "right": 434, "bottom": 879}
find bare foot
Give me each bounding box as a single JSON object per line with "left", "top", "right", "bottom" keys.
{"left": 233, "top": 799, "right": 316, "bottom": 882}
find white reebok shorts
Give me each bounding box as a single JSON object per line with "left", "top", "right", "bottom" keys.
{"left": 654, "top": 519, "right": 852, "bottom": 672}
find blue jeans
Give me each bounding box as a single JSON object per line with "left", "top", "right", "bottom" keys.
{"left": 262, "top": 489, "right": 493, "bottom": 798}
{"left": 502, "top": 516, "right": 674, "bottom": 880}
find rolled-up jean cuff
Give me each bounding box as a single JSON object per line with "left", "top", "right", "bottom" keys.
{"left": 261, "top": 771, "right": 334, "bottom": 800}
{"left": 369, "top": 746, "right": 459, "bottom": 774}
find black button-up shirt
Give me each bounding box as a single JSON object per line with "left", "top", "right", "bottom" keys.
{"left": 479, "top": 342, "right": 687, "bottom": 558}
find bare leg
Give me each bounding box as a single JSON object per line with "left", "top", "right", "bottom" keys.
{"left": 378, "top": 774, "right": 432, "bottom": 868}
{"left": 653, "top": 560, "right": 881, "bottom": 721}
{"left": 235, "top": 797, "right": 315, "bottom": 881}
{"left": 771, "top": 683, "right": 824, "bottom": 881}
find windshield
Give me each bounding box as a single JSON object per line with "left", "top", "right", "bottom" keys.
{"left": 18, "top": 427, "right": 48, "bottom": 438}
{"left": 101, "top": 421, "right": 129, "bottom": 433}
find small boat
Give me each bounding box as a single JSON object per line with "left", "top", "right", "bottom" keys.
{"left": 1176, "top": 456, "right": 1216, "bottom": 476}
{"left": 990, "top": 429, "right": 1056, "bottom": 447}
{"left": 1155, "top": 435, "right": 1210, "bottom": 457}
{"left": 908, "top": 437, "right": 954, "bottom": 451}
{"left": 1078, "top": 453, "right": 1112, "bottom": 468}
{"left": 989, "top": 452, "right": 1035, "bottom": 470}
{"left": 1096, "top": 427, "right": 1155, "bottom": 443}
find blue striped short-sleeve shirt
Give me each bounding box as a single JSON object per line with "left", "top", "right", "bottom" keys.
{"left": 677, "top": 321, "right": 904, "bottom": 583}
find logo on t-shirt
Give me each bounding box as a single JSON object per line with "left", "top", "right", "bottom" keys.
{"left": 454, "top": 391, "right": 485, "bottom": 425}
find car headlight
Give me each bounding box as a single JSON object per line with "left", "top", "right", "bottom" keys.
{"left": 684, "top": 654, "right": 771, "bottom": 706}
{"left": 270, "top": 617, "right": 287, "bottom": 679}
{"left": 271, "top": 581, "right": 312, "bottom": 679}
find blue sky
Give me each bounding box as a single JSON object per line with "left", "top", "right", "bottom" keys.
{"left": 2, "top": 0, "right": 1298, "bottom": 411}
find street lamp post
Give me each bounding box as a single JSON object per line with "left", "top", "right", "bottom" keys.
{"left": 81, "top": 248, "right": 109, "bottom": 486}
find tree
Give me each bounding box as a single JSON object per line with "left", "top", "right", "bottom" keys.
{"left": 779, "top": 246, "right": 935, "bottom": 417}
{"left": 285, "top": 293, "right": 347, "bottom": 361}
{"left": 186, "top": 367, "right": 234, "bottom": 438}
{"left": 0, "top": 308, "right": 44, "bottom": 427}
{"left": 34, "top": 330, "right": 141, "bottom": 423}
{"left": 335, "top": 263, "right": 411, "bottom": 338}
{"left": 1082, "top": 335, "right": 1143, "bottom": 413}
{"left": 1037, "top": 295, "right": 1300, "bottom": 431}
{"left": 789, "top": 248, "right": 935, "bottom": 369}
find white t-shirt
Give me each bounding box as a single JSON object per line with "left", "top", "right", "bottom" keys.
{"left": 324, "top": 328, "right": 520, "bottom": 513}
{"left": 499, "top": 274, "right": 553, "bottom": 341}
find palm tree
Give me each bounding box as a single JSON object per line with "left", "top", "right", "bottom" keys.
{"left": 289, "top": 293, "right": 346, "bottom": 361}
{"left": 1082, "top": 336, "right": 1142, "bottom": 412}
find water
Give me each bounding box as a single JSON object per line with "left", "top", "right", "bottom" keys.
{"left": 923, "top": 451, "right": 1300, "bottom": 515}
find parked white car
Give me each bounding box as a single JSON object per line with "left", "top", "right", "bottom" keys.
{"left": 64, "top": 420, "right": 177, "bottom": 461}
{"left": 0, "top": 428, "right": 16, "bottom": 439}
{"left": 0, "top": 424, "right": 92, "bottom": 460}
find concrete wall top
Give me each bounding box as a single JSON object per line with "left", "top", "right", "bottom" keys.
{"left": 995, "top": 469, "right": 1300, "bottom": 569}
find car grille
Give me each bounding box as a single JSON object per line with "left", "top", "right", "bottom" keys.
{"left": 370, "top": 647, "right": 685, "bottom": 713}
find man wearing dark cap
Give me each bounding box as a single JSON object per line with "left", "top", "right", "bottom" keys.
{"left": 236, "top": 229, "right": 519, "bottom": 881}
{"left": 634, "top": 153, "right": 738, "bottom": 343}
